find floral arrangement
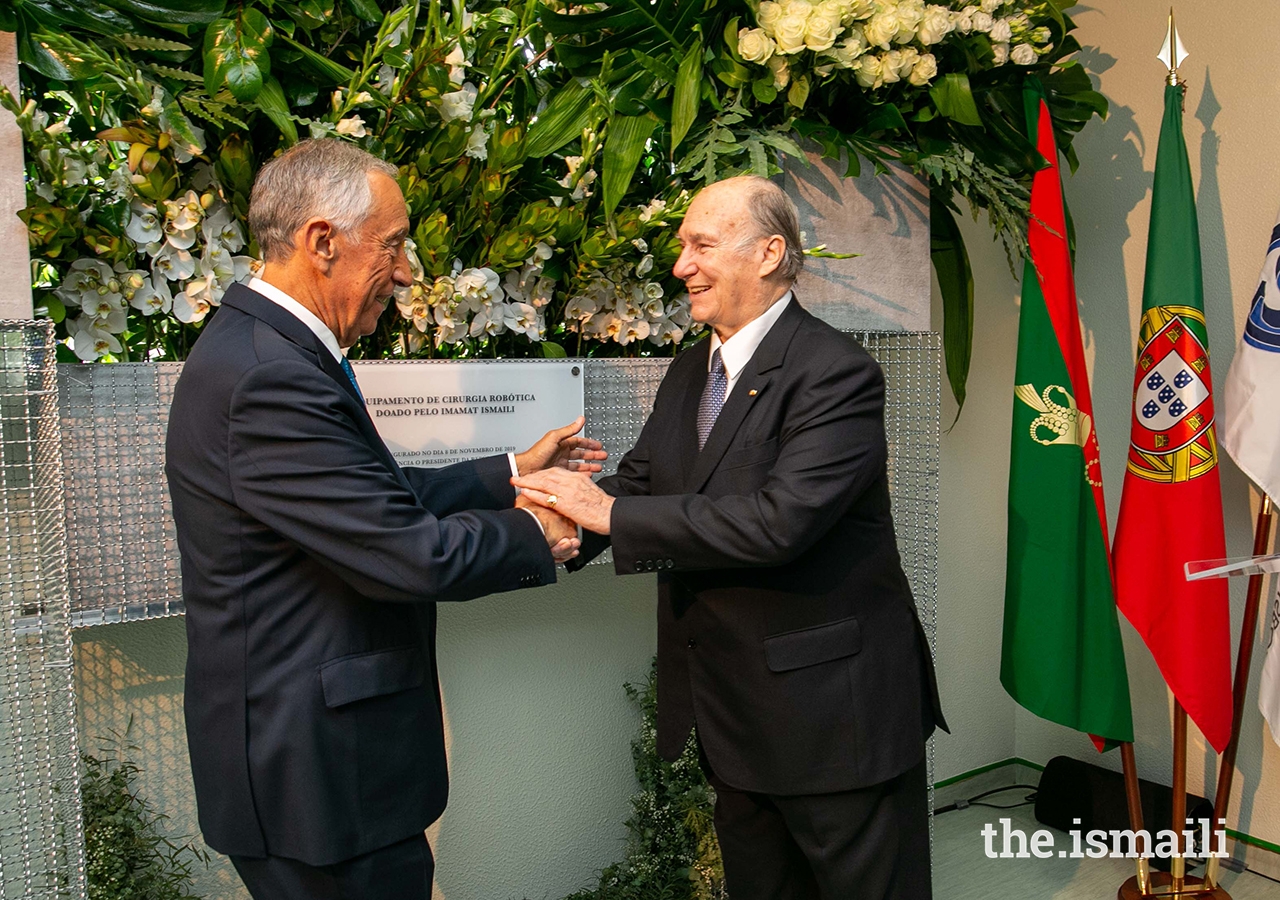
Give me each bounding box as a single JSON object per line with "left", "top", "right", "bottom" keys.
{"left": 4, "top": 0, "right": 1104, "bottom": 404}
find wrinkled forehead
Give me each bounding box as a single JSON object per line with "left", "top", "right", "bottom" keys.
{"left": 679, "top": 186, "right": 752, "bottom": 242}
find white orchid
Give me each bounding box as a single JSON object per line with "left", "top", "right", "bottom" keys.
{"left": 129, "top": 276, "right": 173, "bottom": 316}
{"left": 173, "top": 286, "right": 213, "bottom": 324}
{"left": 503, "top": 302, "right": 544, "bottom": 340}
{"left": 153, "top": 244, "right": 197, "bottom": 283}
{"left": 336, "top": 116, "right": 368, "bottom": 138}
{"left": 648, "top": 318, "right": 686, "bottom": 346}
{"left": 438, "top": 83, "right": 478, "bottom": 124}
{"left": 55, "top": 258, "right": 117, "bottom": 308}
{"left": 565, "top": 295, "right": 599, "bottom": 320}
{"left": 126, "top": 201, "right": 164, "bottom": 248}
{"left": 202, "top": 207, "right": 247, "bottom": 252}
{"left": 638, "top": 198, "right": 667, "bottom": 223}
{"left": 455, "top": 266, "right": 502, "bottom": 312}
{"left": 469, "top": 303, "right": 506, "bottom": 338}
{"left": 616, "top": 319, "right": 651, "bottom": 345}
{"left": 70, "top": 317, "right": 123, "bottom": 362}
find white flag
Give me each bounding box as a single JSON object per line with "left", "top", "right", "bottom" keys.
{"left": 1260, "top": 584, "right": 1280, "bottom": 747}
{"left": 1223, "top": 211, "right": 1280, "bottom": 746}
{"left": 1223, "top": 213, "right": 1280, "bottom": 504}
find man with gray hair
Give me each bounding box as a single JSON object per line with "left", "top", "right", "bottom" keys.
{"left": 166, "top": 139, "right": 601, "bottom": 899}
{"left": 514, "top": 175, "right": 946, "bottom": 899}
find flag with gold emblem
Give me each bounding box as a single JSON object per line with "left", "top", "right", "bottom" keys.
{"left": 1000, "top": 81, "right": 1134, "bottom": 749}
{"left": 1112, "top": 83, "right": 1232, "bottom": 752}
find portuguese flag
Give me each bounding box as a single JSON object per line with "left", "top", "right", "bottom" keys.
{"left": 1112, "top": 83, "right": 1232, "bottom": 752}
{"left": 1000, "top": 82, "right": 1133, "bottom": 748}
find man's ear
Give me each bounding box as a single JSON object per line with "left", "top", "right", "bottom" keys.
{"left": 299, "top": 218, "right": 338, "bottom": 275}
{"left": 757, "top": 234, "right": 786, "bottom": 279}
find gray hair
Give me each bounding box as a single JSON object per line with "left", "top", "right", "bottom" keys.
{"left": 726, "top": 176, "right": 804, "bottom": 282}
{"left": 248, "top": 139, "right": 399, "bottom": 261}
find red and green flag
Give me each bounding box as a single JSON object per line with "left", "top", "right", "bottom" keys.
{"left": 1112, "top": 83, "right": 1232, "bottom": 752}
{"left": 1001, "top": 82, "right": 1133, "bottom": 748}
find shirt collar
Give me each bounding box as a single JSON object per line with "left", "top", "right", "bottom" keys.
{"left": 709, "top": 290, "right": 793, "bottom": 378}
{"left": 248, "top": 277, "right": 344, "bottom": 362}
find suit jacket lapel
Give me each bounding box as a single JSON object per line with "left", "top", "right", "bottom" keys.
{"left": 685, "top": 299, "right": 806, "bottom": 494}
{"left": 676, "top": 341, "right": 710, "bottom": 486}
{"left": 220, "top": 285, "right": 405, "bottom": 484}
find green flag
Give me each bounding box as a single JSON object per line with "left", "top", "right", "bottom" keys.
{"left": 1000, "top": 85, "right": 1134, "bottom": 747}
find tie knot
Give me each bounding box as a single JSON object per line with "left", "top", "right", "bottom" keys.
{"left": 710, "top": 347, "right": 725, "bottom": 375}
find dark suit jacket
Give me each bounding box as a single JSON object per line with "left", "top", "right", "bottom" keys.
{"left": 572, "top": 299, "right": 946, "bottom": 795}
{"left": 165, "top": 283, "right": 555, "bottom": 866}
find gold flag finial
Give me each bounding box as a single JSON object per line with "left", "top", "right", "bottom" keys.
{"left": 1157, "top": 8, "right": 1189, "bottom": 85}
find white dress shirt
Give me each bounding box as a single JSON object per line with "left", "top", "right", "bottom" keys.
{"left": 245, "top": 279, "right": 538, "bottom": 530}
{"left": 707, "top": 290, "right": 793, "bottom": 397}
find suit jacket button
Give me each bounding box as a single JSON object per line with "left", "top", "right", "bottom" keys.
{"left": 687, "top": 638, "right": 697, "bottom": 649}
{"left": 635, "top": 560, "right": 643, "bottom": 571}
{"left": 665, "top": 559, "right": 674, "bottom": 568}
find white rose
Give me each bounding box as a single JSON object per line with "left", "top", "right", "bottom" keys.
{"left": 773, "top": 14, "right": 810, "bottom": 54}
{"left": 437, "top": 83, "right": 478, "bottom": 124}
{"left": 992, "top": 41, "right": 1010, "bottom": 65}
{"left": 953, "top": 8, "right": 974, "bottom": 33}
{"left": 863, "top": 10, "right": 900, "bottom": 48}
{"left": 825, "top": 30, "right": 868, "bottom": 67}
{"left": 854, "top": 53, "right": 885, "bottom": 88}
{"left": 989, "top": 18, "right": 1012, "bottom": 42}
{"left": 739, "top": 27, "right": 778, "bottom": 63}
{"left": 880, "top": 49, "right": 908, "bottom": 82}
{"left": 768, "top": 55, "right": 791, "bottom": 88}
{"left": 908, "top": 52, "right": 937, "bottom": 86}
{"left": 970, "top": 10, "right": 993, "bottom": 32}
{"left": 916, "top": 6, "right": 953, "bottom": 44}
{"left": 757, "top": 0, "right": 784, "bottom": 33}
{"left": 980, "top": 0, "right": 1001, "bottom": 12}
{"left": 781, "top": 0, "right": 814, "bottom": 18}
{"left": 1011, "top": 42, "right": 1037, "bottom": 65}
{"left": 804, "top": 14, "right": 842, "bottom": 51}
{"left": 890, "top": 47, "right": 919, "bottom": 77}
{"left": 895, "top": 0, "right": 925, "bottom": 37}
{"left": 847, "top": 0, "right": 874, "bottom": 17}
{"left": 816, "top": 0, "right": 850, "bottom": 25}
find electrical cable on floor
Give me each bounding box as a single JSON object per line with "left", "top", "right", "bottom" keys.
{"left": 932, "top": 784, "right": 1039, "bottom": 816}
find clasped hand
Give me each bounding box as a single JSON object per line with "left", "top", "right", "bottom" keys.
{"left": 516, "top": 417, "right": 608, "bottom": 561}
{"left": 511, "top": 467, "right": 614, "bottom": 537}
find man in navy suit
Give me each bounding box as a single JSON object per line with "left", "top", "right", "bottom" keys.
{"left": 515, "top": 176, "right": 945, "bottom": 899}
{"left": 166, "top": 139, "right": 602, "bottom": 900}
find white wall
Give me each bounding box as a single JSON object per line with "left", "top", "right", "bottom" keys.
{"left": 929, "top": 0, "right": 1280, "bottom": 852}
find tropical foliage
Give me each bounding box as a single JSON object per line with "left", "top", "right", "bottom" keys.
{"left": 2, "top": 0, "right": 1105, "bottom": 404}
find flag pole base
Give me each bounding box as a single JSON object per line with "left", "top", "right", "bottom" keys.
{"left": 1119, "top": 872, "right": 1231, "bottom": 899}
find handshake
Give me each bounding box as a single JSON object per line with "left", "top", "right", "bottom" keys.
{"left": 512, "top": 417, "right": 613, "bottom": 563}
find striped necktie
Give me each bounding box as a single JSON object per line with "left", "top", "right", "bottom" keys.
{"left": 696, "top": 348, "right": 727, "bottom": 450}
{"left": 339, "top": 356, "right": 364, "bottom": 403}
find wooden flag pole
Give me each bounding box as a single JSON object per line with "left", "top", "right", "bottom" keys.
{"left": 1204, "top": 494, "right": 1275, "bottom": 889}
{"left": 1123, "top": 741, "right": 1154, "bottom": 894}
{"left": 1171, "top": 702, "right": 1189, "bottom": 892}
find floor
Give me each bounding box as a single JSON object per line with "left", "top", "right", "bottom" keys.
{"left": 933, "top": 802, "right": 1280, "bottom": 899}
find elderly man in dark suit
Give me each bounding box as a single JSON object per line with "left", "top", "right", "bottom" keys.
{"left": 514, "top": 175, "right": 946, "bottom": 900}
{"left": 166, "top": 139, "right": 603, "bottom": 900}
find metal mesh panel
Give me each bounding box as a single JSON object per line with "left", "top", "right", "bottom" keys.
{"left": 0, "top": 322, "right": 85, "bottom": 900}
{"left": 61, "top": 364, "right": 184, "bottom": 627}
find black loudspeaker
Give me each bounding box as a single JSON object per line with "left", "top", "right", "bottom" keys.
{"left": 1033, "top": 755, "right": 1215, "bottom": 872}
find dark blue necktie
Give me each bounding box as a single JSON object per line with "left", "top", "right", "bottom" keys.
{"left": 339, "top": 356, "right": 364, "bottom": 402}
{"left": 696, "top": 348, "right": 727, "bottom": 450}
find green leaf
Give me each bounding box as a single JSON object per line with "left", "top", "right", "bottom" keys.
{"left": 787, "top": 75, "right": 810, "bottom": 110}
{"left": 723, "top": 16, "right": 741, "bottom": 59}
{"left": 526, "top": 79, "right": 596, "bottom": 158}
{"left": 252, "top": 75, "right": 298, "bottom": 144}
{"left": 34, "top": 296, "right": 66, "bottom": 324}
{"left": 602, "top": 112, "right": 658, "bottom": 219}
{"left": 752, "top": 78, "right": 777, "bottom": 104}
{"left": 345, "top": 0, "right": 381, "bottom": 22}
{"left": 539, "top": 341, "right": 568, "bottom": 358}
{"left": 930, "top": 198, "right": 973, "bottom": 415}
{"left": 671, "top": 40, "right": 702, "bottom": 152}
{"left": 278, "top": 33, "right": 356, "bottom": 83}
{"left": 117, "top": 34, "right": 193, "bottom": 52}
{"left": 203, "top": 10, "right": 273, "bottom": 102}
{"left": 99, "top": 0, "right": 227, "bottom": 26}
{"left": 930, "top": 73, "right": 983, "bottom": 127}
